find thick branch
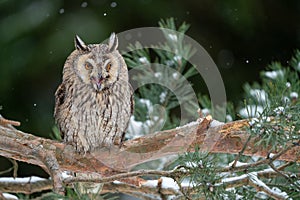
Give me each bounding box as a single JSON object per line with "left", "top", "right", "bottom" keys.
{"left": 1, "top": 114, "right": 298, "bottom": 199}
{"left": 0, "top": 116, "right": 299, "bottom": 177}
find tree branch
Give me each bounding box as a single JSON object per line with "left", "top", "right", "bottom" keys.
{"left": 1, "top": 167, "right": 295, "bottom": 198}
{"left": 0, "top": 116, "right": 299, "bottom": 174}
{"left": 0, "top": 177, "right": 52, "bottom": 194}
{"left": 0, "top": 115, "right": 299, "bottom": 197}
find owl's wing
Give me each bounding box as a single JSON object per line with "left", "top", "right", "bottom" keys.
{"left": 119, "top": 84, "right": 134, "bottom": 147}
{"left": 129, "top": 85, "right": 135, "bottom": 116}
{"left": 54, "top": 83, "right": 66, "bottom": 121}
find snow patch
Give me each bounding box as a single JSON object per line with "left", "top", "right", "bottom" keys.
{"left": 226, "top": 115, "right": 233, "bottom": 122}
{"left": 249, "top": 118, "right": 259, "bottom": 126}
{"left": 228, "top": 161, "right": 248, "bottom": 167}
{"left": 0, "top": 176, "right": 47, "bottom": 183}
{"left": 127, "top": 116, "right": 144, "bottom": 137}
{"left": 142, "top": 179, "right": 158, "bottom": 188}
{"left": 175, "top": 121, "right": 198, "bottom": 129}
{"left": 210, "top": 120, "right": 224, "bottom": 127}
{"left": 222, "top": 174, "right": 248, "bottom": 183}
{"left": 282, "top": 96, "right": 290, "bottom": 104}
{"left": 168, "top": 34, "right": 178, "bottom": 42}
{"left": 3, "top": 193, "right": 18, "bottom": 200}
{"left": 249, "top": 89, "right": 268, "bottom": 102}
{"left": 159, "top": 92, "right": 167, "bottom": 103}
{"left": 161, "top": 177, "right": 180, "bottom": 190}
{"left": 173, "top": 55, "right": 182, "bottom": 62}
{"left": 290, "top": 92, "right": 298, "bottom": 99}
{"left": 181, "top": 179, "right": 197, "bottom": 188}
{"left": 185, "top": 161, "right": 202, "bottom": 168}
{"left": 268, "top": 153, "right": 276, "bottom": 158}
{"left": 172, "top": 72, "right": 179, "bottom": 79}
{"left": 138, "top": 56, "right": 149, "bottom": 64}
{"left": 61, "top": 171, "right": 72, "bottom": 179}
{"left": 274, "top": 106, "right": 285, "bottom": 115}
{"left": 154, "top": 72, "right": 162, "bottom": 78}
{"left": 249, "top": 172, "right": 288, "bottom": 199}
{"left": 260, "top": 168, "right": 274, "bottom": 174}
{"left": 141, "top": 177, "right": 180, "bottom": 190}
{"left": 264, "top": 70, "right": 284, "bottom": 79}
{"left": 201, "top": 108, "right": 210, "bottom": 115}
{"left": 127, "top": 98, "right": 165, "bottom": 137}
{"left": 139, "top": 99, "right": 153, "bottom": 111}
{"left": 113, "top": 180, "right": 122, "bottom": 184}
{"left": 165, "top": 60, "right": 175, "bottom": 66}
{"left": 153, "top": 116, "right": 159, "bottom": 121}
{"left": 239, "top": 105, "right": 264, "bottom": 118}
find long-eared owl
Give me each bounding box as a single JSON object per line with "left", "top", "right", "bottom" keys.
{"left": 54, "top": 33, "right": 133, "bottom": 153}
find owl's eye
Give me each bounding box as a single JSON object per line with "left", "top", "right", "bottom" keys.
{"left": 85, "top": 63, "right": 93, "bottom": 70}
{"left": 106, "top": 62, "right": 112, "bottom": 71}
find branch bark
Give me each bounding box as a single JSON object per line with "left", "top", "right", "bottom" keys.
{"left": 0, "top": 117, "right": 299, "bottom": 174}
{"left": 0, "top": 115, "right": 299, "bottom": 195}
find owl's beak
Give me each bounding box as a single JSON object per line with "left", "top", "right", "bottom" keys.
{"left": 95, "top": 81, "right": 102, "bottom": 91}
{"left": 92, "top": 75, "right": 104, "bottom": 92}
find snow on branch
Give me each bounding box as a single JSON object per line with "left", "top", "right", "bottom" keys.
{"left": 0, "top": 176, "right": 52, "bottom": 194}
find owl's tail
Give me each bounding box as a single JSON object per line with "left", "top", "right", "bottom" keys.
{"left": 74, "top": 172, "right": 103, "bottom": 199}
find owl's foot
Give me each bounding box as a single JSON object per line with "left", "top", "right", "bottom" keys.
{"left": 113, "top": 132, "right": 126, "bottom": 148}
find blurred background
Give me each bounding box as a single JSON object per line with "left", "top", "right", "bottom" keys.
{"left": 0, "top": 0, "right": 299, "bottom": 178}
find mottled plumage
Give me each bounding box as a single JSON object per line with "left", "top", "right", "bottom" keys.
{"left": 54, "top": 33, "right": 133, "bottom": 153}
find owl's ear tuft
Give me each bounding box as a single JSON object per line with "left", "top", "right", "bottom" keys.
{"left": 108, "top": 32, "right": 118, "bottom": 51}
{"left": 75, "top": 35, "right": 88, "bottom": 51}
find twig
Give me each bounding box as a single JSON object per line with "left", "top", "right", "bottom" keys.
{"left": 41, "top": 152, "right": 64, "bottom": 194}
{"left": 230, "top": 134, "right": 252, "bottom": 169}
{"left": 277, "top": 162, "right": 293, "bottom": 170}
{"left": 269, "top": 162, "right": 300, "bottom": 191}
{"left": 102, "top": 179, "right": 183, "bottom": 197}
{"left": 218, "top": 143, "right": 299, "bottom": 173}
{"left": 248, "top": 172, "right": 288, "bottom": 200}
{"left": 64, "top": 169, "right": 178, "bottom": 184}
{"left": 9, "top": 159, "right": 18, "bottom": 178}
{"left": 0, "top": 115, "right": 20, "bottom": 127}
{"left": 0, "top": 167, "right": 14, "bottom": 175}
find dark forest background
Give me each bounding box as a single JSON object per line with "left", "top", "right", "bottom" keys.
{"left": 0, "top": 0, "right": 299, "bottom": 177}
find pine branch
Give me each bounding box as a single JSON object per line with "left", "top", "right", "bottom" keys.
{"left": 248, "top": 173, "right": 288, "bottom": 200}
{"left": 1, "top": 166, "right": 296, "bottom": 198}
